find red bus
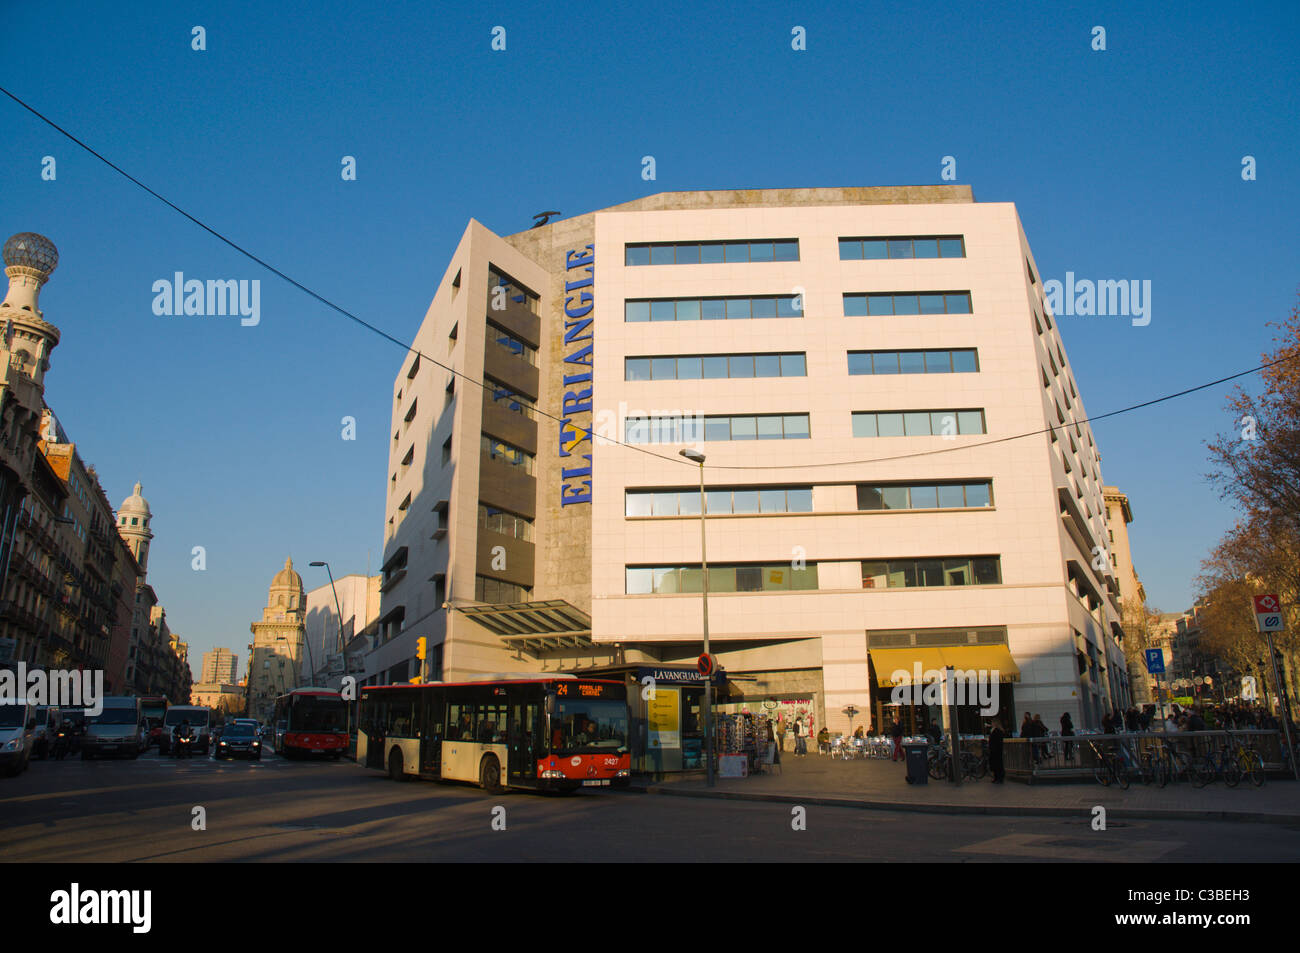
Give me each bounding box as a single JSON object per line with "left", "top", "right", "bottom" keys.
{"left": 272, "top": 688, "right": 348, "bottom": 759}
{"left": 357, "top": 675, "right": 629, "bottom": 792}
{"left": 139, "top": 696, "right": 168, "bottom": 749}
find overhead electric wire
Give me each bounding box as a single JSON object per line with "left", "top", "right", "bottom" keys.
{"left": 3, "top": 83, "right": 1290, "bottom": 475}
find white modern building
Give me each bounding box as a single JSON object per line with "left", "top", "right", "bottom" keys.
{"left": 369, "top": 187, "right": 1133, "bottom": 754}
{"left": 302, "top": 572, "right": 380, "bottom": 685}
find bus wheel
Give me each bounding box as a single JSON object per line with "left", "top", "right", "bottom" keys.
{"left": 387, "top": 748, "right": 405, "bottom": 781}
{"left": 479, "top": 755, "right": 502, "bottom": 793}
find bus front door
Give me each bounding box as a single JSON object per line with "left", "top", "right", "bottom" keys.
{"left": 508, "top": 701, "right": 542, "bottom": 786}
{"left": 365, "top": 724, "right": 385, "bottom": 770}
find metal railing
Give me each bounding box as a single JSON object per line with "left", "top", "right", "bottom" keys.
{"left": 1002, "top": 730, "right": 1289, "bottom": 782}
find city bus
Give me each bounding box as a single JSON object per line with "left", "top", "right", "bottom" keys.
{"left": 272, "top": 688, "right": 348, "bottom": 759}
{"left": 358, "top": 675, "right": 629, "bottom": 793}
{"left": 139, "top": 696, "right": 168, "bottom": 749}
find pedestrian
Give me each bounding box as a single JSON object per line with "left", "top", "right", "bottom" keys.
{"left": 1031, "top": 713, "right": 1048, "bottom": 762}
{"left": 776, "top": 719, "right": 787, "bottom": 753}
{"left": 817, "top": 726, "right": 830, "bottom": 755}
{"left": 792, "top": 718, "right": 806, "bottom": 757}
{"left": 988, "top": 718, "right": 1006, "bottom": 783}
{"left": 891, "top": 714, "right": 904, "bottom": 762}
{"left": 1059, "top": 711, "right": 1075, "bottom": 761}
{"left": 765, "top": 720, "right": 779, "bottom": 765}
{"left": 924, "top": 718, "right": 941, "bottom": 746}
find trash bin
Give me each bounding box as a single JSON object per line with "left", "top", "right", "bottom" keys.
{"left": 904, "top": 743, "right": 928, "bottom": 785}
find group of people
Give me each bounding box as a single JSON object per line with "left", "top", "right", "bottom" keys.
{"left": 774, "top": 717, "right": 810, "bottom": 757}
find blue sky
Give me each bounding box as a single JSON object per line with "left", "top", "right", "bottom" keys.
{"left": 2, "top": 0, "right": 1297, "bottom": 680}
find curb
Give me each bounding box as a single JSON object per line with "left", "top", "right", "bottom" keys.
{"left": 641, "top": 784, "right": 1300, "bottom": 826}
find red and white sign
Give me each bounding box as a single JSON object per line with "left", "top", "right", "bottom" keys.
{"left": 1254, "top": 594, "right": 1285, "bottom": 633}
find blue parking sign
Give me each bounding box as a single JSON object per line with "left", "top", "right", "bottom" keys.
{"left": 1144, "top": 648, "right": 1165, "bottom": 674}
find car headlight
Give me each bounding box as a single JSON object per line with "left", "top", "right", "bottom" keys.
{"left": 616, "top": 769, "right": 630, "bottom": 777}
{"left": 252, "top": 741, "right": 260, "bottom": 747}
{"left": 540, "top": 769, "right": 566, "bottom": 779}
{"left": 3, "top": 738, "right": 22, "bottom": 751}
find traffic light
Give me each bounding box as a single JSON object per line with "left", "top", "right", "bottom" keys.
{"left": 416, "top": 637, "right": 427, "bottom": 661}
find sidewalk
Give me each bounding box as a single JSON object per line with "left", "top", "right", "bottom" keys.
{"left": 638, "top": 750, "right": 1300, "bottom": 824}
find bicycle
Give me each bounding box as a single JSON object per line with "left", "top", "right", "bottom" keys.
{"left": 1192, "top": 743, "right": 1241, "bottom": 788}
{"left": 1156, "top": 739, "right": 1192, "bottom": 785}
{"left": 1120, "top": 738, "right": 1163, "bottom": 786}
{"left": 1087, "top": 740, "right": 1129, "bottom": 789}
{"left": 960, "top": 749, "right": 988, "bottom": 780}
{"left": 1227, "top": 733, "right": 1266, "bottom": 787}
{"left": 927, "top": 744, "right": 950, "bottom": 780}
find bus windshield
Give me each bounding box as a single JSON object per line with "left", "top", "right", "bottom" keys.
{"left": 291, "top": 696, "right": 346, "bottom": 731}
{"left": 554, "top": 699, "right": 628, "bottom": 755}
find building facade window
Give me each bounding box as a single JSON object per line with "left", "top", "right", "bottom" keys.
{"left": 481, "top": 434, "right": 535, "bottom": 474}
{"left": 488, "top": 267, "right": 539, "bottom": 314}
{"left": 475, "top": 575, "right": 532, "bottom": 603}
{"left": 626, "top": 486, "right": 814, "bottom": 516}
{"left": 843, "top": 292, "right": 972, "bottom": 316}
{"left": 860, "top": 557, "right": 1001, "bottom": 589}
{"left": 848, "top": 349, "right": 978, "bottom": 375}
{"left": 857, "top": 482, "right": 993, "bottom": 510}
{"left": 626, "top": 562, "right": 819, "bottom": 594}
{"left": 624, "top": 413, "right": 810, "bottom": 444}
{"left": 486, "top": 320, "right": 538, "bottom": 366}
{"left": 625, "top": 239, "right": 799, "bottom": 266}
{"left": 838, "top": 235, "right": 965, "bottom": 259}
{"left": 625, "top": 295, "right": 803, "bottom": 322}
{"left": 478, "top": 504, "right": 534, "bottom": 541}
{"left": 485, "top": 375, "right": 536, "bottom": 417}
{"left": 852, "top": 410, "right": 985, "bottom": 438}
{"left": 626, "top": 352, "right": 806, "bottom": 381}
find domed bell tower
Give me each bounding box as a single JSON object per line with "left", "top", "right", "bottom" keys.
{"left": 0, "top": 232, "right": 61, "bottom": 389}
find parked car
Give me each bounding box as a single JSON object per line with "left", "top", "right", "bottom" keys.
{"left": 82, "top": 697, "right": 144, "bottom": 760}
{"left": 159, "top": 706, "right": 212, "bottom": 755}
{"left": 0, "top": 699, "right": 35, "bottom": 776}
{"left": 213, "top": 722, "right": 262, "bottom": 760}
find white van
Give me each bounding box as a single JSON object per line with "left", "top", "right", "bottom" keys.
{"left": 161, "top": 706, "right": 212, "bottom": 755}
{"left": 0, "top": 698, "right": 36, "bottom": 776}
{"left": 82, "top": 696, "right": 144, "bottom": 760}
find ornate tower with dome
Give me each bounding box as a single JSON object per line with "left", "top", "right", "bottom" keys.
{"left": 117, "top": 481, "right": 153, "bottom": 573}
{"left": 247, "top": 557, "right": 309, "bottom": 720}
{"left": 1, "top": 233, "right": 63, "bottom": 593}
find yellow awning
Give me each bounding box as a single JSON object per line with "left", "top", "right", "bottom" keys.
{"left": 939, "top": 645, "right": 1020, "bottom": 684}
{"left": 870, "top": 645, "right": 1021, "bottom": 686}
{"left": 870, "top": 648, "right": 951, "bottom": 687}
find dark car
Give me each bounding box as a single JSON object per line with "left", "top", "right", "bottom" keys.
{"left": 213, "top": 722, "right": 262, "bottom": 760}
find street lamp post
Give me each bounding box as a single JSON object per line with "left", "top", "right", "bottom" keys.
{"left": 680, "top": 448, "right": 713, "bottom": 787}
{"left": 310, "top": 561, "right": 353, "bottom": 752}
{"left": 309, "top": 561, "right": 347, "bottom": 682}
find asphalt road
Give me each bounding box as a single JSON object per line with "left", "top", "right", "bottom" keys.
{"left": 4, "top": 747, "right": 1299, "bottom": 862}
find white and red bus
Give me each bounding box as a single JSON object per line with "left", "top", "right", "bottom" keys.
{"left": 358, "top": 675, "right": 629, "bottom": 792}
{"left": 139, "top": 695, "right": 168, "bottom": 749}
{"left": 272, "top": 688, "right": 348, "bottom": 759}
